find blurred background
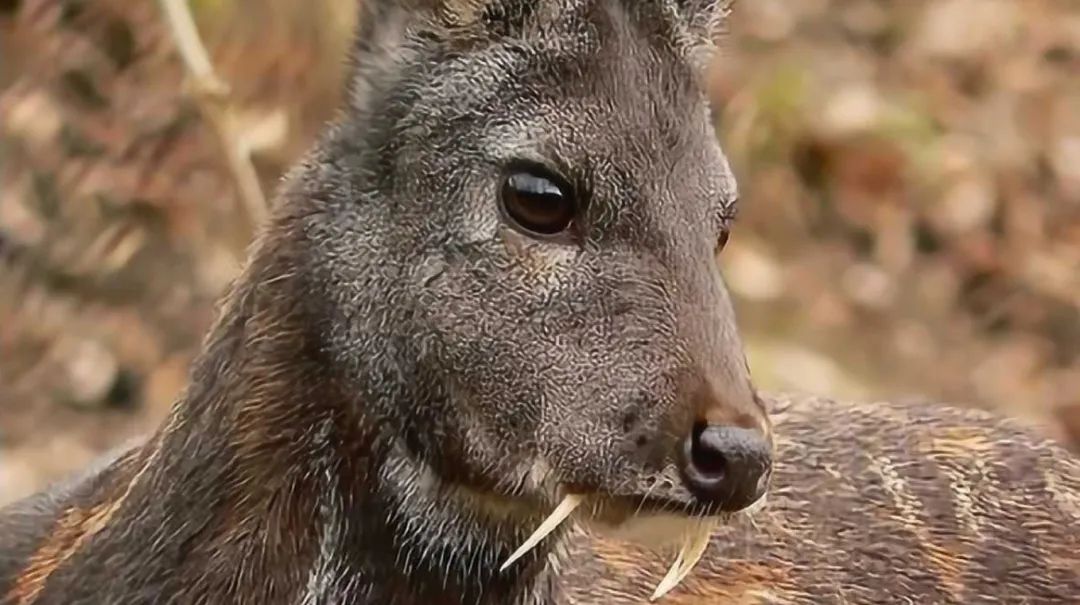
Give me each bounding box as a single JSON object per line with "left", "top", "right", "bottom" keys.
{"left": 0, "top": 0, "right": 1077, "bottom": 506}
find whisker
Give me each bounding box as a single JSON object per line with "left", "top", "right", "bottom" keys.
{"left": 633, "top": 477, "right": 660, "bottom": 519}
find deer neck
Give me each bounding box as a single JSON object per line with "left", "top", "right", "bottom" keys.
{"left": 116, "top": 246, "right": 563, "bottom": 605}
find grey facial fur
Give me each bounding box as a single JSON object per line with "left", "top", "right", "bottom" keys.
{"left": 310, "top": 0, "right": 762, "bottom": 509}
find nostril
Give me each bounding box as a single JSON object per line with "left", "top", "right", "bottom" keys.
{"left": 689, "top": 422, "right": 727, "bottom": 478}
{"left": 680, "top": 424, "right": 772, "bottom": 512}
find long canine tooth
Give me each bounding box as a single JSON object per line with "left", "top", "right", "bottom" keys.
{"left": 741, "top": 493, "right": 768, "bottom": 517}
{"left": 673, "top": 523, "right": 714, "bottom": 583}
{"left": 499, "top": 494, "right": 583, "bottom": 572}
{"left": 649, "top": 519, "right": 718, "bottom": 601}
{"left": 651, "top": 539, "right": 689, "bottom": 601}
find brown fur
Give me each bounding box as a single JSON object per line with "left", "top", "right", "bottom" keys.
{"left": 1, "top": 1, "right": 1078, "bottom": 604}
{"left": 561, "top": 395, "right": 1080, "bottom": 603}
{"left": 5, "top": 394, "right": 1077, "bottom": 603}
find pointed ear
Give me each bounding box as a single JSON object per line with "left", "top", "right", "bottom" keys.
{"left": 356, "top": 0, "right": 502, "bottom": 32}
{"left": 664, "top": 0, "right": 733, "bottom": 65}
{"left": 351, "top": 0, "right": 517, "bottom": 62}
{"left": 347, "top": 0, "right": 529, "bottom": 111}
{"left": 348, "top": 0, "right": 453, "bottom": 113}
{"left": 669, "top": 0, "right": 733, "bottom": 41}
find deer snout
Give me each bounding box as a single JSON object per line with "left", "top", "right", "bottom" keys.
{"left": 679, "top": 422, "right": 771, "bottom": 512}
{"left": 676, "top": 378, "right": 773, "bottom": 512}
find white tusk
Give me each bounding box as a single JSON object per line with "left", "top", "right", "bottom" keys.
{"left": 499, "top": 493, "right": 584, "bottom": 572}
{"left": 672, "top": 522, "right": 714, "bottom": 585}
{"left": 650, "top": 539, "right": 689, "bottom": 601}
{"left": 741, "top": 493, "right": 768, "bottom": 517}
{"left": 649, "top": 518, "right": 718, "bottom": 601}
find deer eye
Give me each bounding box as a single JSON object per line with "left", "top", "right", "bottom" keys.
{"left": 499, "top": 164, "right": 576, "bottom": 237}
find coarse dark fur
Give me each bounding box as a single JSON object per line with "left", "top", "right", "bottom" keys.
{"left": 2, "top": 1, "right": 767, "bottom": 603}
{"left": 1, "top": 1, "right": 1078, "bottom": 604}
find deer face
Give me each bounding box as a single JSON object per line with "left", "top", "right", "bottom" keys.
{"left": 302, "top": 0, "right": 772, "bottom": 577}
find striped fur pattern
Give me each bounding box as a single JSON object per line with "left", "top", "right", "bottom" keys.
{"left": 563, "top": 395, "right": 1080, "bottom": 603}
{"left": 3, "top": 395, "right": 1078, "bottom": 603}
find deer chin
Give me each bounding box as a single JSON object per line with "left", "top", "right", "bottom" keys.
{"left": 499, "top": 490, "right": 768, "bottom": 600}
{"left": 588, "top": 510, "right": 716, "bottom": 550}
{"left": 583, "top": 492, "right": 768, "bottom": 600}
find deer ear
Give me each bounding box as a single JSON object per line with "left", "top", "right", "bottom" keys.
{"left": 671, "top": 0, "right": 733, "bottom": 38}
{"left": 348, "top": 0, "right": 500, "bottom": 112}
{"left": 357, "top": 0, "right": 499, "bottom": 28}
{"left": 663, "top": 0, "right": 733, "bottom": 68}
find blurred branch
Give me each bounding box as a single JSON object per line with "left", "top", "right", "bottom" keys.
{"left": 156, "top": 0, "right": 269, "bottom": 228}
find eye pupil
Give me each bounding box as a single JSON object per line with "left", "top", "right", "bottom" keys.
{"left": 500, "top": 166, "right": 576, "bottom": 237}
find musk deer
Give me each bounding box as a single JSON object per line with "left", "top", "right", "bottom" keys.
{"left": 1, "top": 1, "right": 1078, "bottom": 604}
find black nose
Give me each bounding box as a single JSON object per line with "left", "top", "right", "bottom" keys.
{"left": 680, "top": 423, "right": 772, "bottom": 512}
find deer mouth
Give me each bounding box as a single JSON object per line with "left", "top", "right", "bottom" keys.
{"left": 499, "top": 489, "right": 768, "bottom": 601}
